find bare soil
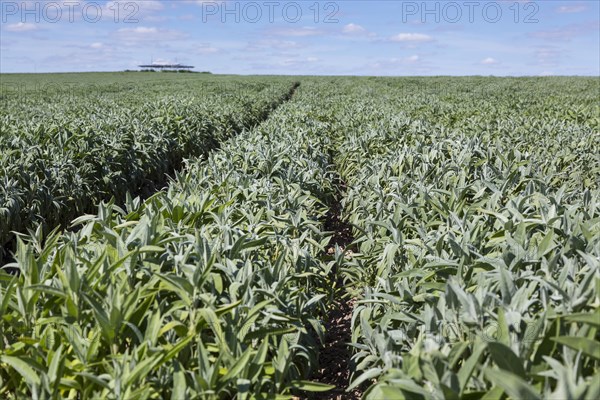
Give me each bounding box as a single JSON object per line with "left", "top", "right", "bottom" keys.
{"left": 307, "top": 180, "right": 361, "bottom": 400}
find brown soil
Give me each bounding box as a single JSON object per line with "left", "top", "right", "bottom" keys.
{"left": 307, "top": 179, "right": 361, "bottom": 400}
{"left": 309, "top": 298, "right": 361, "bottom": 400}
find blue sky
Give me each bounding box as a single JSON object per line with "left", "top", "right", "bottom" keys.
{"left": 1, "top": 0, "right": 598, "bottom": 75}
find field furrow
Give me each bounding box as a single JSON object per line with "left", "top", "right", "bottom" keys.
{"left": 1, "top": 75, "right": 598, "bottom": 399}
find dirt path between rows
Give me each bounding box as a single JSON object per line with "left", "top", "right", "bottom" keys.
{"left": 308, "top": 179, "right": 362, "bottom": 400}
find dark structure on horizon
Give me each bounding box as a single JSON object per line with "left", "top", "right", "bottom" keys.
{"left": 138, "top": 63, "right": 194, "bottom": 71}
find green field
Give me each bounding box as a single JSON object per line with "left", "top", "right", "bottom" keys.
{"left": 0, "top": 73, "right": 599, "bottom": 399}
{"left": 0, "top": 73, "right": 298, "bottom": 260}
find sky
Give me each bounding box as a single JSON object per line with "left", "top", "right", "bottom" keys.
{"left": 0, "top": 0, "right": 598, "bottom": 75}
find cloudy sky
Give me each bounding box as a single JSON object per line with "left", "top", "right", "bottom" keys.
{"left": 1, "top": 0, "right": 598, "bottom": 75}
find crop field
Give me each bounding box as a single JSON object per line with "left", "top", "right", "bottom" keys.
{"left": 0, "top": 73, "right": 598, "bottom": 399}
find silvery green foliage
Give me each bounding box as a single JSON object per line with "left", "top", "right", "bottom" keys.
{"left": 331, "top": 78, "right": 599, "bottom": 399}
{"left": 0, "top": 75, "right": 295, "bottom": 254}
{"left": 0, "top": 81, "right": 338, "bottom": 398}
{"left": 1, "top": 76, "right": 598, "bottom": 399}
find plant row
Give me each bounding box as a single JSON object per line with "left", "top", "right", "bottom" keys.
{"left": 0, "top": 77, "right": 297, "bottom": 255}
{"left": 1, "top": 76, "right": 597, "bottom": 399}
{"left": 328, "top": 78, "right": 599, "bottom": 399}
{"left": 0, "top": 82, "right": 347, "bottom": 399}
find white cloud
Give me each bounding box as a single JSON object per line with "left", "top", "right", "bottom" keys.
{"left": 138, "top": 0, "right": 164, "bottom": 11}
{"left": 342, "top": 23, "right": 366, "bottom": 34}
{"left": 105, "top": 0, "right": 164, "bottom": 13}
{"left": 151, "top": 58, "right": 174, "bottom": 65}
{"left": 246, "top": 53, "right": 323, "bottom": 71}
{"left": 535, "top": 46, "right": 561, "bottom": 66}
{"left": 530, "top": 21, "right": 599, "bottom": 41}
{"left": 90, "top": 42, "right": 104, "bottom": 49}
{"left": 4, "top": 22, "right": 37, "bottom": 32}
{"left": 246, "top": 39, "right": 303, "bottom": 52}
{"left": 279, "top": 58, "right": 301, "bottom": 67}
{"left": 114, "top": 26, "right": 187, "bottom": 44}
{"left": 481, "top": 57, "right": 499, "bottom": 65}
{"left": 185, "top": 0, "right": 218, "bottom": 5}
{"left": 556, "top": 5, "right": 587, "bottom": 13}
{"left": 195, "top": 44, "right": 219, "bottom": 54}
{"left": 118, "top": 26, "right": 159, "bottom": 34}
{"left": 145, "top": 15, "right": 171, "bottom": 22}
{"left": 98, "top": 1, "right": 165, "bottom": 23}
{"left": 370, "top": 55, "right": 423, "bottom": 68}
{"left": 390, "top": 33, "right": 433, "bottom": 42}
{"left": 271, "top": 27, "right": 323, "bottom": 37}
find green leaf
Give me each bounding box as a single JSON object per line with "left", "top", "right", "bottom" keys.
{"left": 536, "top": 230, "right": 555, "bottom": 258}
{"left": 383, "top": 379, "right": 432, "bottom": 399}
{"left": 448, "top": 341, "right": 469, "bottom": 369}
{"left": 290, "top": 380, "right": 335, "bottom": 392}
{"left": 0, "top": 276, "right": 17, "bottom": 317}
{"left": 496, "top": 308, "right": 511, "bottom": 347}
{"left": 439, "top": 384, "right": 460, "bottom": 400}
{"left": 366, "top": 385, "right": 410, "bottom": 400}
{"left": 552, "top": 336, "right": 600, "bottom": 360}
{"left": 162, "top": 335, "right": 194, "bottom": 363}
{"left": 564, "top": 311, "right": 600, "bottom": 328}
{"left": 487, "top": 342, "right": 526, "bottom": 378}
{"left": 532, "top": 317, "right": 560, "bottom": 365}
{"left": 348, "top": 368, "right": 382, "bottom": 391}
{"left": 139, "top": 245, "right": 165, "bottom": 253}
{"left": 82, "top": 293, "right": 114, "bottom": 342}
{"left": 458, "top": 340, "right": 485, "bottom": 394}
{"left": 125, "top": 353, "right": 162, "bottom": 388}
{"left": 0, "top": 355, "right": 41, "bottom": 386}
{"left": 223, "top": 347, "right": 254, "bottom": 382}
{"left": 586, "top": 372, "right": 600, "bottom": 400}
{"left": 199, "top": 308, "right": 225, "bottom": 345}
{"left": 214, "top": 299, "right": 242, "bottom": 317}
{"left": 480, "top": 386, "right": 504, "bottom": 400}
{"left": 484, "top": 368, "right": 541, "bottom": 400}
{"left": 521, "top": 314, "right": 545, "bottom": 361}
{"left": 24, "top": 284, "right": 67, "bottom": 299}
{"left": 156, "top": 273, "right": 193, "bottom": 306}
{"left": 171, "top": 360, "right": 186, "bottom": 400}
{"left": 47, "top": 344, "right": 64, "bottom": 386}
{"left": 75, "top": 372, "right": 111, "bottom": 390}
{"left": 245, "top": 327, "right": 296, "bottom": 341}
{"left": 248, "top": 337, "right": 269, "bottom": 382}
